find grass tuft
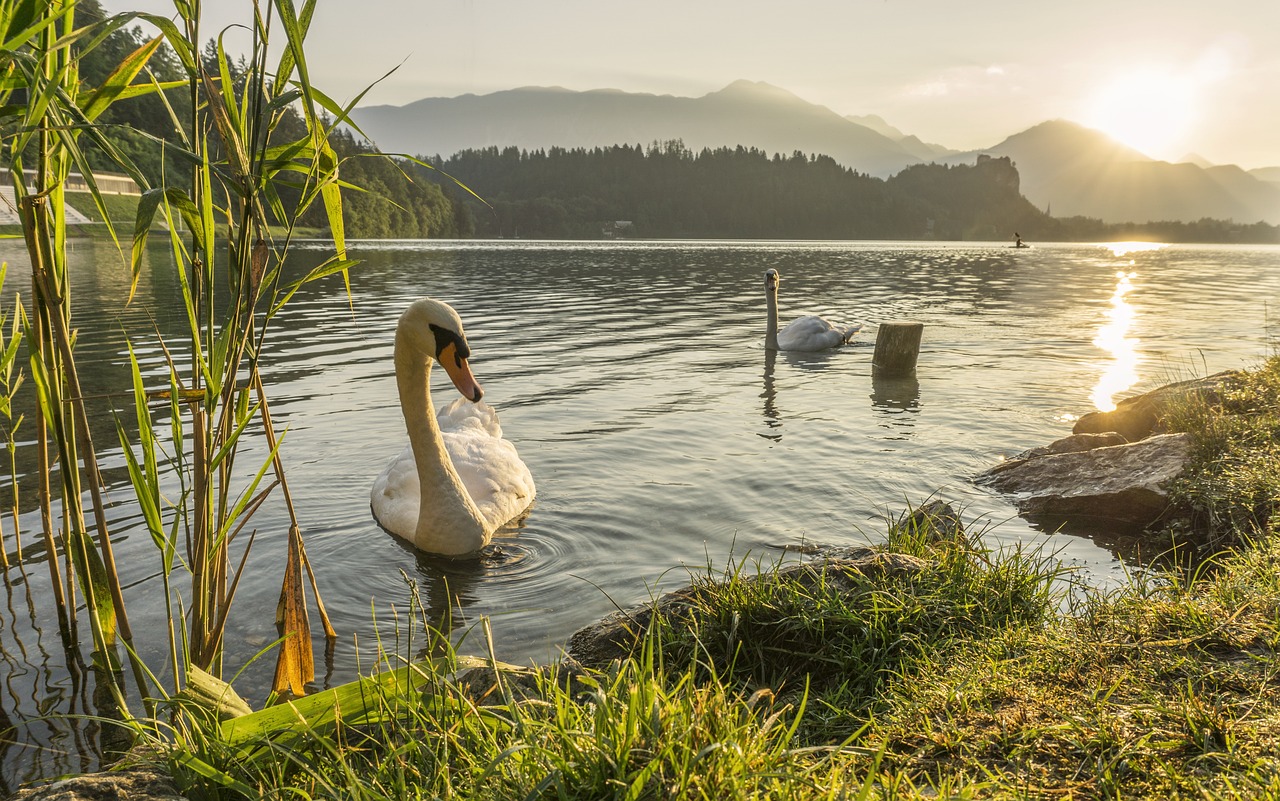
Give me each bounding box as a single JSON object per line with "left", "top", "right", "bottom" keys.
{"left": 1163, "top": 356, "right": 1280, "bottom": 548}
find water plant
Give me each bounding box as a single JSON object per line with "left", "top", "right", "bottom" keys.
{"left": 1162, "top": 355, "right": 1280, "bottom": 546}
{"left": 1, "top": 0, "right": 360, "bottom": 735}
{"left": 1, "top": 0, "right": 173, "bottom": 700}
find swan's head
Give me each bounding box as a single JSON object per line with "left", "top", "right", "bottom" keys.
{"left": 400, "top": 298, "right": 484, "bottom": 402}
{"left": 764, "top": 268, "right": 780, "bottom": 292}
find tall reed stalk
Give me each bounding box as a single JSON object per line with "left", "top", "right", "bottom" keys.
{"left": 2, "top": 0, "right": 164, "bottom": 707}
{"left": 3, "top": 0, "right": 360, "bottom": 721}
{"left": 123, "top": 0, "right": 354, "bottom": 696}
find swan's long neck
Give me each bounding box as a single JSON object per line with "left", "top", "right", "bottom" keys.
{"left": 765, "top": 282, "right": 780, "bottom": 350}
{"left": 395, "top": 329, "right": 488, "bottom": 555}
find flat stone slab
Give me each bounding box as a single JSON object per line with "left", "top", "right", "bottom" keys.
{"left": 977, "top": 432, "right": 1192, "bottom": 527}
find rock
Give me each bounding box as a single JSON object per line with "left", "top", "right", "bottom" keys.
{"left": 1073, "top": 370, "right": 1240, "bottom": 442}
{"left": 892, "top": 500, "right": 966, "bottom": 543}
{"left": 984, "top": 432, "right": 1129, "bottom": 477}
{"left": 565, "top": 549, "right": 928, "bottom": 670}
{"left": 8, "top": 768, "right": 186, "bottom": 801}
{"left": 977, "top": 432, "right": 1192, "bottom": 527}
{"left": 1018, "top": 432, "right": 1129, "bottom": 460}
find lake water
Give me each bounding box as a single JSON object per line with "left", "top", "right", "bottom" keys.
{"left": 2, "top": 238, "right": 1278, "bottom": 787}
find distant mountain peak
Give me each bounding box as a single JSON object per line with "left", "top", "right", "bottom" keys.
{"left": 846, "top": 114, "right": 904, "bottom": 140}
{"left": 708, "top": 79, "right": 801, "bottom": 102}
{"left": 997, "top": 119, "right": 1153, "bottom": 163}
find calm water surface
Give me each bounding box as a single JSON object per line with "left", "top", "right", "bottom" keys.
{"left": 2, "top": 238, "right": 1277, "bottom": 786}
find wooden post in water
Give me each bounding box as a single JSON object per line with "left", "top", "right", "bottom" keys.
{"left": 872, "top": 322, "right": 923, "bottom": 376}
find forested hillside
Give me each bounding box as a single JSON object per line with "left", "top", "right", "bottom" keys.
{"left": 423, "top": 144, "right": 1049, "bottom": 240}
{"left": 422, "top": 144, "right": 1280, "bottom": 243}
{"left": 66, "top": 1, "right": 469, "bottom": 239}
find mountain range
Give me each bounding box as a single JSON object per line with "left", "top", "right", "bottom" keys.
{"left": 351, "top": 80, "right": 1280, "bottom": 226}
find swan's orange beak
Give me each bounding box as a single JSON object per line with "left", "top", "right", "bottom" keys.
{"left": 439, "top": 341, "right": 484, "bottom": 402}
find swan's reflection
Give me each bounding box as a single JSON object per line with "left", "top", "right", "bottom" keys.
{"left": 760, "top": 348, "right": 782, "bottom": 441}
{"left": 1089, "top": 271, "right": 1140, "bottom": 412}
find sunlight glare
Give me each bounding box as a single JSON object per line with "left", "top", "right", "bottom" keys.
{"left": 1085, "top": 70, "right": 1194, "bottom": 159}
{"left": 1089, "top": 271, "right": 1140, "bottom": 412}
{"left": 1107, "top": 241, "right": 1166, "bottom": 257}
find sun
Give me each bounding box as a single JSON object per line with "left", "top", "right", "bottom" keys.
{"left": 1083, "top": 69, "right": 1196, "bottom": 160}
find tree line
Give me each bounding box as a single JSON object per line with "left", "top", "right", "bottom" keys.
{"left": 420, "top": 144, "right": 1280, "bottom": 243}
{"left": 419, "top": 144, "right": 1050, "bottom": 241}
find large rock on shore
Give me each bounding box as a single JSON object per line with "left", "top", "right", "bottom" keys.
{"left": 977, "top": 432, "right": 1192, "bottom": 527}
{"left": 565, "top": 546, "right": 930, "bottom": 669}
{"left": 8, "top": 768, "right": 186, "bottom": 801}
{"left": 1072, "top": 370, "right": 1240, "bottom": 442}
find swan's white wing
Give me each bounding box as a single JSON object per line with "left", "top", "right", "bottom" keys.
{"left": 442, "top": 427, "right": 536, "bottom": 531}
{"left": 371, "top": 444, "right": 420, "bottom": 540}
{"left": 777, "top": 315, "right": 861, "bottom": 351}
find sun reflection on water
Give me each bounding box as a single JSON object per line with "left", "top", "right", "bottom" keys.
{"left": 1106, "top": 241, "right": 1166, "bottom": 258}
{"left": 1089, "top": 271, "right": 1140, "bottom": 412}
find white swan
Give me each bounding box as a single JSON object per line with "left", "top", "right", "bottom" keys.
{"left": 370, "top": 298, "right": 535, "bottom": 556}
{"left": 764, "top": 268, "right": 862, "bottom": 351}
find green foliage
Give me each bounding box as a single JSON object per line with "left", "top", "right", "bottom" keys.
{"left": 161, "top": 579, "right": 876, "bottom": 800}
{"left": 643, "top": 519, "right": 1060, "bottom": 746}
{"left": 294, "top": 129, "right": 473, "bottom": 238}
{"left": 1163, "top": 357, "right": 1280, "bottom": 545}
{"left": 869, "top": 537, "right": 1280, "bottom": 799}
{"left": 155, "top": 509, "right": 1280, "bottom": 799}
{"left": 71, "top": 0, "right": 189, "bottom": 185}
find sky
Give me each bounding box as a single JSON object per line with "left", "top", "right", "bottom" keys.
{"left": 108, "top": 0, "right": 1280, "bottom": 169}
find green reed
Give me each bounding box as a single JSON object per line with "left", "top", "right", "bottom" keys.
{"left": 121, "top": 0, "right": 359, "bottom": 695}
{"left": 2, "top": 0, "right": 163, "bottom": 702}
{"left": 1, "top": 0, "right": 370, "bottom": 721}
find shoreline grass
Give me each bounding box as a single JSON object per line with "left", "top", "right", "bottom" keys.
{"left": 25, "top": 360, "right": 1280, "bottom": 799}
{"left": 143, "top": 518, "right": 1278, "bottom": 800}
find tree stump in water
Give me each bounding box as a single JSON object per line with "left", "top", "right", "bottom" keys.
{"left": 872, "top": 322, "right": 923, "bottom": 376}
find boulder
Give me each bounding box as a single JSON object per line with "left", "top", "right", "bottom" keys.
{"left": 1014, "top": 432, "right": 1128, "bottom": 461}
{"left": 8, "top": 768, "right": 185, "bottom": 801}
{"left": 977, "top": 433, "right": 1192, "bottom": 527}
{"left": 565, "top": 548, "right": 928, "bottom": 670}
{"left": 1073, "top": 371, "right": 1240, "bottom": 442}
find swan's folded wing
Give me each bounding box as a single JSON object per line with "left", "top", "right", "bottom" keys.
{"left": 370, "top": 444, "right": 420, "bottom": 539}
{"left": 778, "top": 315, "right": 840, "bottom": 350}
{"left": 443, "top": 430, "right": 536, "bottom": 531}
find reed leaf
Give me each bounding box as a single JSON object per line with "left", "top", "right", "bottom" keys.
{"left": 117, "top": 343, "right": 172, "bottom": 568}
{"left": 0, "top": 0, "right": 59, "bottom": 50}
{"left": 272, "top": 526, "right": 313, "bottom": 695}
{"left": 79, "top": 34, "right": 166, "bottom": 121}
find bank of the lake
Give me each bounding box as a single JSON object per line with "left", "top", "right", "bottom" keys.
{"left": 15, "top": 357, "right": 1279, "bottom": 801}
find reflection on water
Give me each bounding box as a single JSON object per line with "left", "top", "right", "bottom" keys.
{"left": 1107, "top": 241, "right": 1166, "bottom": 258}
{"left": 760, "top": 348, "right": 781, "bottom": 441}
{"left": 871, "top": 372, "right": 921, "bottom": 413}
{"left": 1089, "top": 271, "right": 1140, "bottom": 412}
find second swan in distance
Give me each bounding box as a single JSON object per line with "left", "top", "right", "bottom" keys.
{"left": 764, "top": 268, "right": 862, "bottom": 351}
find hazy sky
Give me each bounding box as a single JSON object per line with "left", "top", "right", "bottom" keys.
{"left": 109, "top": 1, "right": 1280, "bottom": 169}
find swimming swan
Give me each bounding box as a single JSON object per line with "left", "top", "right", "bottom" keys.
{"left": 371, "top": 298, "right": 535, "bottom": 556}
{"left": 764, "top": 268, "right": 862, "bottom": 351}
